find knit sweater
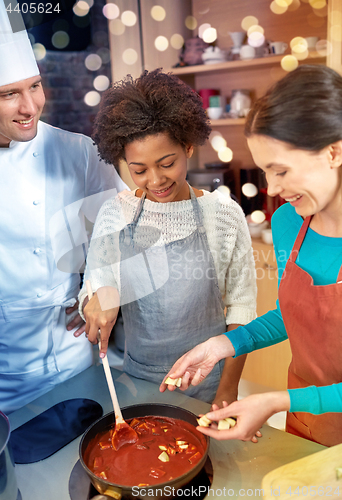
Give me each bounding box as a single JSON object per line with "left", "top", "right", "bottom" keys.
{"left": 79, "top": 189, "right": 257, "bottom": 326}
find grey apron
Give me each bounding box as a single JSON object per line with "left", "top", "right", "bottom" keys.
{"left": 119, "top": 187, "right": 226, "bottom": 403}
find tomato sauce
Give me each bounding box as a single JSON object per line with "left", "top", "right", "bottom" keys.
{"left": 83, "top": 415, "right": 206, "bottom": 486}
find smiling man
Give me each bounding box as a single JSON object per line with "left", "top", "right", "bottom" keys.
{"left": 0, "top": 0, "right": 127, "bottom": 414}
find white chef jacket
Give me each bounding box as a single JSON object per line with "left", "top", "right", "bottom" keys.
{"left": 0, "top": 121, "right": 127, "bottom": 414}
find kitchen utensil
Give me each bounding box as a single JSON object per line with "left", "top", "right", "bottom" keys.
{"left": 79, "top": 403, "right": 209, "bottom": 500}
{"left": 261, "top": 228, "right": 273, "bottom": 245}
{"left": 270, "top": 41, "right": 288, "bottom": 55}
{"left": 85, "top": 281, "right": 138, "bottom": 451}
{"left": 230, "top": 89, "right": 252, "bottom": 118}
{"left": 207, "top": 107, "right": 223, "bottom": 120}
{"left": 0, "top": 411, "right": 18, "bottom": 500}
{"left": 240, "top": 44, "right": 256, "bottom": 60}
{"left": 262, "top": 443, "right": 342, "bottom": 500}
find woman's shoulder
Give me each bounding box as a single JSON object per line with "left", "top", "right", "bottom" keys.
{"left": 199, "top": 189, "right": 246, "bottom": 220}
{"left": 271, "top": 203, "right": 303, "bottom": 249}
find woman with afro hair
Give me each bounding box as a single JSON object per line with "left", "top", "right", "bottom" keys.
{"left": 77, "top": 69, "right": 257, "bottom": 405}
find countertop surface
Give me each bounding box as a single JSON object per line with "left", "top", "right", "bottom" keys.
{"left": 9, "top": 363, "right": 325, "bottom": 500}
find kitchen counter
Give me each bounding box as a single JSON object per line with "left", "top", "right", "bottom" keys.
{"left": 9, "top": 363, "right": 325, "bottom": 500}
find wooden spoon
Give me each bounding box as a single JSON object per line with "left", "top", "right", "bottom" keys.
{"left": 85, "top": 280, "right": 138, "bottom": 450}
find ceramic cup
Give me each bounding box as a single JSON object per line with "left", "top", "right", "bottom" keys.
{"left": 261, "top": 228, "right": 273, "bottom": 245}
{"left": 239, "top": 45, "right": 256, "bottom": 60}
{"left": 270, "top": 41, "right": 288, "bottom": 55}
{"left": 207, "top": 107, "right": 223, "bottom": 120}
{"left": 305, "top": 36, "right": 319, "bottom": 50}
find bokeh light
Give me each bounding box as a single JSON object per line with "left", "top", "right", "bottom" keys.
{"left": 109, "top": 19, "right": 125, "bottom": 36}
{"left": 154, "top": 36, "right": 169, "bottom": 51}
{"left": 247, "top": 24, "right": 264, "bottom": 36}
{"left": 198, "top": 23, "right": 211, "bottom": 39}
{"left": 93, "top": 75, "right": 110, "bottom": 91}
{"left": 97, "top": 47, "right": 111, "bottom": 64}
{"left": 218, "top": 147, "right": 233, "bottom": 163}
{"left": 210, "top": 135, "right": 227, "bottom": 151}
{"left": 316, "top": 39, "right": 332, "bottom": 56}
{"left": 202, "top": 27, "right": 217, "bottom": 43}
{"left": 33, "top": 43, "right": 46, "bottom": 61}
{"left": 309, "top": 0, "right": 326, "bottom": 8}
{"left": 151, "top": 5, "right": 166, "bottom": 21}
{"left": 217, "top": 185, "right": 231, "bottom": 197}
{"left": 241, "top": 16, "right": 258, "bottom": 31}
{"left": 281, "top": 55, "right": 299, "bottom": 71}
{"left": 270, "top": 1, "right": 288, "bottom": 14}
{"left": 290, "top": 36, "right": 308, "bottom": 53}
{"left": 242, "top": 183, "right": 258, "bottom": 198}
{"left": 121, "top": 10, "right": 137, "bottom": 27}
{"left": 331, "top": 25, "right": 342, "bottom": 43}
{"left": 84, "top": 91, "right": 101, "bottom": 107}
{"left": 288, "top": 0, "right": 301, "bottom": 10}
{"left": 122, "top": 48, "right": 138, "bottom": 65}
{"left": 275, "top": 0, "right": 290, "bottom": 7}
{"left": 85, "top": 53, "right": 102, "bottom": 71}
{"left": 73, "top": 1, "right": 90, "bottom": 17}
{"left": 185, "top": 16, "right": 197, "bottom": 30}
{"left": 170, "top": 34, "right": 184, "bottom": 50}
{"left": 51, "top": 31, "right": 70, "bottom": 49}
{"left": 251, "top": 210, "right": 266, "bottom": 223}
{"left": 102, "top": 3, "right": 119, "bottom": 20}
{"left": 248, "top": 31, "right": 265, "bottom": 47}
{"left": 293, "top": 50, "right": 308, "bottom": 61}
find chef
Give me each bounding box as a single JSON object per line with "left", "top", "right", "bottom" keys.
{"left": 0, "top": 0, "right": 127, "bottom": 414}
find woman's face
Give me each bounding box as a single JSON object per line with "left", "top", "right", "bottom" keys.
{"left": 125, "top": 132, "right": 193, "bottom": 203}
{"left": 247, "top": 134, "right": 342, "bottom": 218}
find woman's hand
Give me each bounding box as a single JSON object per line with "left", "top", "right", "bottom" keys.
{"left": 196, "top": 391, "right": 291, "bottom": 443}
{"left": 83, "top": 286, "right": 120, "bottom": 358}
{"left": 159, "top": 335, "right": 235, "bottom": 393}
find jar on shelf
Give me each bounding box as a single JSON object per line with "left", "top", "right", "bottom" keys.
{"left": 230, "top": 89, "right": 252, "bottom": 118}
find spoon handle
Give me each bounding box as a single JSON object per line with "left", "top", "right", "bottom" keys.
{"left": 85, "top": 280, "right": 124, "bottom": 424}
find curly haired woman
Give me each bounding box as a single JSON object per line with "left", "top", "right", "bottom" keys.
{"left": 77, "top": 69, "right": 257, "bottom": 406}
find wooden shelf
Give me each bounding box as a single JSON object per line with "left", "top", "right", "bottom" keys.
{"left": 167, "top": 52, "right": 326, "bottom": 76}
{"left": 210, "top": 117, "right": 245, "bottom": 126}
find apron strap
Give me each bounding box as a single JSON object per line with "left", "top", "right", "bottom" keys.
{"left": 189, "top": 185, "right": 206, "bottom": 233}
{"left": 289, "top": 215, "right": 312, "bottom": 263}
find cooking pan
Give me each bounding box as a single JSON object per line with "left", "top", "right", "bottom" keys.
{"left": 79, "top": 403, "right": 209, "bottom": 500}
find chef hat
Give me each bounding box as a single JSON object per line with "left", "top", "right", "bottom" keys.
{"left": 0, "top": 0, "right": 39, "bottom": 87}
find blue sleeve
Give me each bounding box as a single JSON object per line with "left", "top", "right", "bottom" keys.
{"left": 225, "top": 300, "right": 288, "bottom": 357}
{"left": 225, "top": 205, "right": 290, "bottom": 357}
{"left": 289, "top": 384, "right": 342, "bottom": 414}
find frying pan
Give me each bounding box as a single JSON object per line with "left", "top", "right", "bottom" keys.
{"left": 79, "top": 403, "right": 209, "bottom": 500}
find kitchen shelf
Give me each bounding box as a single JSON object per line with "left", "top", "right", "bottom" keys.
{"left": 168, "top": 52, "right": 326, "bottom": 76}
{"left": 210, "top": 117, "right": 245, "bottom": 126}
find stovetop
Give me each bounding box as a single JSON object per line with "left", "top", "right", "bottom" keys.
{"left": 69, "top": 456, "right": 213, "bottom": 500}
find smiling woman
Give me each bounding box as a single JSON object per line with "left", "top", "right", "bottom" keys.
{"left": 0, "top": 76, "right": 45, "bottom": 147}
{"left": 161, "top": 64, "right": 342, "bottom": 448}
{"left": 77, "top": 68, "right": 258, "bottom": 407}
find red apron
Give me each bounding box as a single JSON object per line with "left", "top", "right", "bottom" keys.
{"left": 278, "top": 215, "right": 342, "bottom": 447}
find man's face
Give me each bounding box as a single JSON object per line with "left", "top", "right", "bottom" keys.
{"left": 0, "top": 75, "right": 45, "bottom": 147}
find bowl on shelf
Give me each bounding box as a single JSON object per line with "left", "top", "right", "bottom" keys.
{"left": 246, "top": 216, "right": 269, "bottom": 239}
{"left": 201, "top": 46, "right": 227, "bottom": 64}
{"left": 261, "top": 228, "right": 273, "bottom": 245}
{"left": 206, "top": 107, "right": 223, "bottom": 120}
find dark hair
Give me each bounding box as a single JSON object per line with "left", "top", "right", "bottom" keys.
{"left": 245, "top": 64, "right": 342, "bottom": 151}
{"left": 92, "top": 68, "right": 211, "bottom": 165}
